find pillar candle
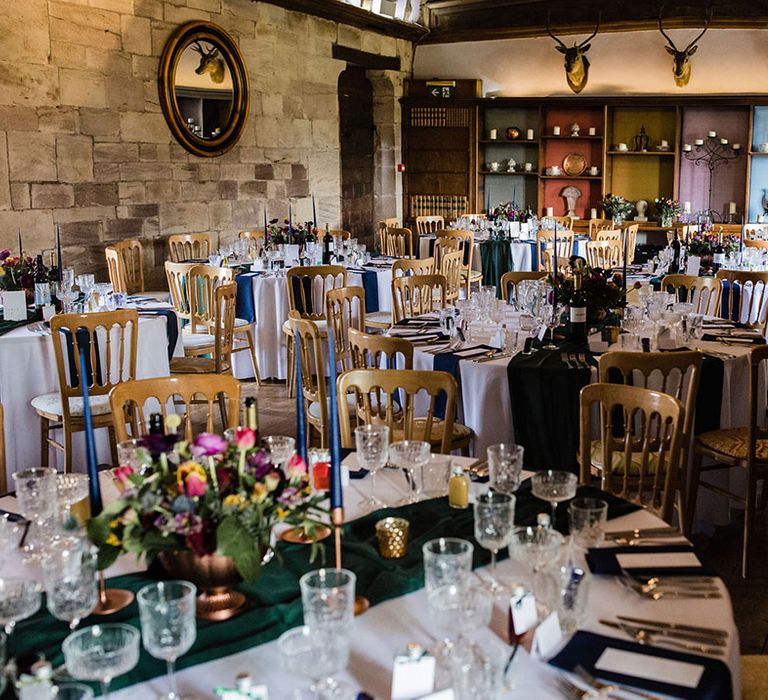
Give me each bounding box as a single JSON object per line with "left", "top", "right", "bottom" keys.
{"left": 729, "top": 202, "right": 737, "bottom": 215}
{"left": 740, "top": 215, "right": 745, "bottom": 254}
{"left": 683, "top": 144, "right": 692, "bottom": 152}
{"left": 622, "top": 229, "right": 628, "bottom": 292}
{"left": 720, "top": 138, "right": 728, "bottom": 145}
{"left": 708, "top": 131, "right": 717, "bottom": 138}
{"left": 288, "top": 203, "right": 293, "bottom": 245}
{"left": 546, "top": 207, "right": 554, "bottom": 217}
{"left": 78, "top": 341, "right": 102, "bottom": 516}
{"left": 661, "top": 139, "right": 669, "bottom": 149}
{"left": 553, "top": 126, "right": 561, "bottom": 136}
{"left": 553, "top": 220, "right": 558, "bottom": 277}
{"left": 294, "top": 322, "right": 308, "bottom": 463}
{"left": 733, "top": 143, "right": 741, "bottom": 151}
{"left": 326, "top": 326, "right": 343, "bottom": 510}
{"left": 264, "top": 208, "right": 268, "bottom": 236}
{"left": 588, "top": 127, "right": 596, "bottom": 136}
{"left": 526, "top": 128, "right": 534, "bottom": 140}
{"left": 590, "top": 208, "right": 598, "bottom": 220}
{"left": 683, "top": 201, "right": 691, "bottom": 213}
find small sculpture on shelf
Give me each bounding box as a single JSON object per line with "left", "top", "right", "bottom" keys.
{"left": 634, "top": 125, "right": 649, "bottom": 152}
{"left": 561, "top": 185, "right": 582, "bottom": 218}
{"left": 507, "top": 158, "right": 517, "bottom": 172}
{"left": 570, "top": 123, "right": 581, "bottom": 137}
{"left": 634, "top": 199, "right": 648, "bottom": 222}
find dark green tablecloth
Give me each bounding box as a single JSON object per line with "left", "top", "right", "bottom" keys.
{"left": 0, "top": 308, "right": 41, "bottom": 336}
{"left": 8, "top": 484, "right": 638, "bottom": 694}
{"left": 480, "top": 239, "right": 514, "bottom": 296}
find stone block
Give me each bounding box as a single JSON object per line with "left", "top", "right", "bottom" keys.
{"left": 57, "top": 135, "right": 93, "bottom": 183}
{"left": 80, "top": 109, "right": 120, "bottom": 137}
{"left": 172, "top": 163, "right": 197, "bottom": 181}
{"left": 50, "top": 40, "right": 88, "bottom": 70}
{"left": 118, "top": 182, "right": 146, "bottom": 204}
{"left": 140, "top": 144, "right": 171, "bottom": 161}
{"left": 0, "top": 62, "right": 58, "bottom": 107}
{"left": 117, "top": 204, "right": 159, "bottom": 219}
{"left": 107, "top": 217, "right": 147, "bottom": 238}
{"left": 0, "top": 106, "right": 38, "bottom": 132}
{"left": 187, "top": 0, "right": 221, "bottom": 10}
{"left": 93, "top": 163, "right": 120, "bottom": 182}
{"left": 208, "top": 200, "right": 232, "bottom": 229}
{"left": 232, "top": 200, "right": 265, "bottom": 229}
{"left": 266, "top": 181, "right": 286, "bottom": 199}
{"left": 31, "top": 184, "right": 75, "bottom": 209}
{"left": 54, "top": 206, "right": 115, "bottom": 224}
{"left": 159, "top": 202, "right": 209, "bottom": 234}
{"left": 220, "top": 164, "right": 254, "bottom": 181}
{"left": 121, "top": 15, "right": 152, "bottom": 55}
{"left": 0, "top": 133, "right": 10, "bottom": 210}
{"left": 312, "top": 119, "right": 339, "bottom": 149}
{"left": 255, "top": 118, "right": 280, "bottom": 148}
{"left": 164, "top": 5, "right": 210, "bottom": 23}
{"left": 238, "top": 181, "right": 267, "bottom": 199}
{"left": 181, "top": 181, "right": 218, "bottom": 202}
{"left": 252, "top": 163, "right": 274, "bottom": 179}
{"left": 239, "top": 147, "right": 265, "bottom": 164}
{"left": 292, "top": 164, "right": 307, "bottom": 180}
{"left": 106, "top": 76, "right": 145, "bottom": 111}
{"left": 217, "top": 181, "right": 238, "bottom": 199}
{"left": 49, "top": 2, "right": 120, "bottom": 32}
{"left": 197, "top": 163, "right": 221, "bottom": 181}
{"left": 2, "top": 1, "right": 50, "bottom": 66}
{"left": 74, "top": 183, "right": 119, "bottom": 207}
{"left": 131, "top": 55, "right": 157, "bottom": 81}
{"left": 10, "top": 184, "right": 30, "bottom": 210}
{"left": 262, "top": 93, "right": 282, "bottom": 117}
{"left": 0, "top": 211, "right": 55, "bottom": 252}
{"left": 59, "top": 69, "right": 107, "bottom": 109}
{"left": 60, "top": 220, "right": 102, "bottom": 246}
{"left": 38, "top": 106, "right": 78, "bottom": 133}
{"left": 119, "top": 112, "right": 170, "bottom": 144}
{"left": 145, "top": 179, "right": 181, "bottom": 202}
{"left": 120, "top": 162, "right": 172, "bottom": 181}
{"left": 8, "top": 132, "right": 56, "bottom": 181}
{"left": 286, "top": 179, "right": 310, "bottom": 198}
{"left": 50, "top": 18, "right": 121, "bottom": 50}
{"left": 134, "top": 0, "right": 164, "bottom": 19}
{"left": 94, "top": 143, "right": 139, "bottom": 164}
{"left": 271, "top": 163, "right": 292, "bottom": 180}
{"left": 90, "top": 0, "right": 135, "bottom": 11}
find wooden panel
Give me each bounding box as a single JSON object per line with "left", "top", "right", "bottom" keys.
{"left": 407, "top": 173, "right": 469, "bottom": 193}
{"left": 609, "top": 107, "right": 677, "bottom": 148}
{"left": 408, "top": 150, "right": 468, "bottom": 173}
{"left": 609, "top": 157, "right": 675, "bottom": 203}
{"left": 406, "top": 127, "right": 468, "bottom": 150}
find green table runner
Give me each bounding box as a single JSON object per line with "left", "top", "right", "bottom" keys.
{"left": 480, "top": 239, "right": 514, "bottom": 297}
{"left": 0, "top": 308, "right": 42, "bottom": 336}
{"left": 9, "top": 484, "right": 638, "bottom": 693}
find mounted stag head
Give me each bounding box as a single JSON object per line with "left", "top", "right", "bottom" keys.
{"left": 658, "top": 9, "right": 710, "bottom": 88}
{"left": 190, "top": 40, "right": 225, "bottom": 84}
{"left": 547, "top": 12, "right": 600, "bottom": 94}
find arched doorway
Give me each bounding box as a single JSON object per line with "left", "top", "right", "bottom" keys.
{"left": 338, "top": 66, "right": 374, "bottom": 243}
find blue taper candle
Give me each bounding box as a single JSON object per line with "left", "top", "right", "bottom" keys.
{"left": 78, "top": 339, "right": 102, "bottom": 515}
{"left": 56, "top": 224, "right": 63, "bottom": 281}
{"left": 553, "top": 219, "right": 558, "bottom": 277}
{"left": 312, "top": 195, "right": 317, "bottom": 228}
{"left": 294, "top": 321, "right": 308, "bottom": 463}
{"left": 740, "top": 214, "right": 745, "bottom": 255}
{"left": 17, "top": 231, "right": 22, "bottom": 260}
{"left": 264, "top": 207, "right": 268, "bottom": 236}
{"left": 326, "top": 326, "right": 343, "bottom": 510}
{"left": 622, "top": 227, "right": 628, "bottom": 291}
{"left": 288, "top": 203, "right": 293, "bottom": 245}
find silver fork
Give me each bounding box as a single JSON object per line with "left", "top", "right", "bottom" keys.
{"left": 574, "top": 665, "right": 664, "bottom": 700}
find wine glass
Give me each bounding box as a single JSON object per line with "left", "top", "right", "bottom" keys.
{"left": 531, "top": 470, "right": 578, "bottom": 524}
{"left": 62, "top": 624, "right": 140, "bottom": 700}
{"left": 388, "top": 440, "right": 430, "bottom": 505}
{"left": 474, "top": 491, "right": 515, "bottom": 596}
{"left": 487, "top": 443, "right": 524, "bottom": 496}
{"left": 52, "top": 683, "right": 94, "bottom": 700}
{"left": 354, "top": 425, "right": 389, "bottom": 511}
{"left": 278, "top": 625, "right": 353, "bottom": 700}
{"left": 55, "top": 282, "right": 79, "bottom": 313}
{"left": 451, "top": 636, "right": 507, "bottom": 700}
{"left": 0, "top": 578, "right": 41, "bottom": 635}
{"left": 42, "top": 539, "right": 98, "bottom": 630}
{"left": 56, "top": 473, "right": 90, "bottom": 531}
{"left": 263, "top": 435, "right": 296, "bottom": 470}
{"left": 300, "top": 568, "right": 356, "bottom": 634}
{"left": 509, "top": 525, "right": 564, "bottom": 590}
{"left": 137, "top": 581, "right": 197, "bottom": 700}
{"left": 568, "top": 498, "right": 608, "bottom": 549}
{"left": 541, "top": 300, "right": 565, "bottom": 350}
{"left": 0, "top": 517, "right": 24, "bottom": 569}
{"left": 12, "top": 467, "right": 57, "bottom": 562}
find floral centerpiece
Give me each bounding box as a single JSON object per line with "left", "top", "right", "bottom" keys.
{"left": 552, "top": 262, "right": 629, "bottom": 325}
{"left": 265, "top": 219, "right": 318, "bottom": 249}
{"left": 488, "top": 201, "right": 523, "bottom": 222}
{"left": 88, "top": 427, "right": 327, "bottom": 584}
{"left": 0, "top": 251, "right": 34, "bottom": 292}
{"left": 687, "top": 230, "right": 740, "bottom": 266}
{"left": 599, "top": 194, "right": 634, "bottom": 225}
{"left": 654, "top": 197, "right": 681, "bottom": 227}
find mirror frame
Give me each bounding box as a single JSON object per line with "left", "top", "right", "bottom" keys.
{"left": 158, "top": 21, "right": 250, "bottom": 158}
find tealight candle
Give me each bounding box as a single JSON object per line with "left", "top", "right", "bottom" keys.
{"left": 708, "top": 131, "right": 717, "bottom": 138}
{"left": 683, "top": 144, "right": 692, "bottom": 152}
{"left": 695, "top": 139, "right": 704, "bottom": 146}
{"left": 683, "top": 201, "right": 691, "bottom": 213}
{"left": 553, "top": 126, "right": 561, "bottom": 136}
{"left": 733, "top": 143, "right": 741, "bottom": 150}
{"left": 721, "top": 138, "right": 729, "bottom": 145}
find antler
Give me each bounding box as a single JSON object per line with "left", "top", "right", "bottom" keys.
{"left": 546, "top": 10, "right": 568, "bottom": 50}
{"left": 683, "top": 10, "right": 710, "bottom": 53}
{"left": 659, "top": 5, "right": 711, "bottom": 53}
{"left": 190, "top": 40, "right": 216, "bottom": 58}
{"left": 658, "top": 6, "right": 679, "bottom": 51}
{"left": 578, "top": 12, "right": 601, "bottom": 49}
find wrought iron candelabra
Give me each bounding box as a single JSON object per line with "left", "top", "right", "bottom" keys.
{"left": 683, "top": 134, "right": 742, "bottom": 222}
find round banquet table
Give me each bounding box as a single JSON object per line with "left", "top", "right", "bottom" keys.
{"left": 233, "top": 265, "right": 393, "bottom": 381}
{"left": 1, "top": 463, "right": 741, "bottom": 699}
{"left": 0, "top": 315, "right": 176, "bottom": 480}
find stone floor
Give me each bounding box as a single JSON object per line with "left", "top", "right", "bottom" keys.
{"left": 245, "top": 379, "right": 768, "bottom": 655}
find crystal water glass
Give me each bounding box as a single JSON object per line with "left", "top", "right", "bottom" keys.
{"left": 487, "top": 443, "right": 524, "bottom": 496}
{"left": 55, "top": 282, "right": 80, "bottom": 313}
{"left": 0, "top": 578, "right": 42, "bottom": 635}
{"left": 509, "top": 525, "right": 564, "bottom": 580}
{"left": 474, "top": 491, "right": 516, "bottom": 595}
{"left": 451, "top": 637, "right": 507, "bottom": 700}
{"left": 422, "top": 454, "right": 452, "bottom": 498}
{"left": 0, "top": 517, "right": 24, "bottom": 569}
{"left": 263, "top": 435, "right": 296, "bottom": 469}
{"left": 388, "top": 440, "right": 430, "bottom": 505}
{"left": 554, "top": 563, "right": 591, "bottom": 634}
{"left": 354, "top": 424, "right": 389, "bottom": 511}
{"left": 42, "top": 538, "right": 98, "bottom": 630}
{"left": 137, "top": 581, "right": 197, "bottom": 700}
{"left": 52, "top": 683, "right": 94, "bottom": 699}
{"left": 116, "top": 439, "right": 154, "bottom": 474}
{"left": 531, "top": 470, "right": 578, "bottom": 523}
{"left": 300, "top": 568, "right": 356, "bottom": 635}
{"left": 63, "top": 624, "right": 140, "bottom": 700}
{"left": 278, "top": 625, "right": 352, "bottom": 700}
{"left": 56, "top": 473, "right": 90, "bottom": 530}
{"left": 568, "top": 498, "right": 608, "bottom": 549}
{"left": 12, "top": 467, "right": 57, "bottom": 562}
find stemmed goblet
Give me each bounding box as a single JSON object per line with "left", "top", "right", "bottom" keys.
{"left": 531, "top": 470, "right": 578, "bottom": 525}
{"left": 263, "top": 435, "right": 296, "bottom": 470}
{"left": 509, "top": 525, "right": 564, "bottom": 602}
{"left": 137, "top": 581, "right": 198, "bottom": 700}
{"left": 473, "top": 491, "right": 516, "bottom": 595}
{"left": 0, "top": 578, "right": 42, "bottom": 635}
{"left": 12, "top": 467, "right": 57, "bottom": 562}
{"left": 388, "top": 440, "right": 430, "bottom": 506}
{"left": 354, "top": 425, "right": 389, "bottom": 511}
{"left": 62, "top": 623, "right": 140, "bottom": 700}
{"left": 56, "top": 473, "right": 90, "bottom": 531}
{"left": 42, "top": 538, "right": 98, "bottom": 630}
{"left": 487, "top": 443, "right": 524, "bottom": 496}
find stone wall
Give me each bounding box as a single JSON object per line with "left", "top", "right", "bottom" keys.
{"left": 0, "top": 0, "right": 413, "bottom": 286}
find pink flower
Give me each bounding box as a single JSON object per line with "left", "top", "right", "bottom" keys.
{"left": 113, "top": 465, "right": 134, "bottom": 484}
{"left": 235, "top": 427, "right": 256, "bottom": 450}
{"left": 286, "top": 453, "right": 307, "bottom": 479}
{"left": 183, "top": 472, "right": 207, "bottom": 497}
{"left": 191, "top": 433, "right": 228, "bottom": 457}
{"left": 265, "top": 470, "right": 281, "bottom": 492}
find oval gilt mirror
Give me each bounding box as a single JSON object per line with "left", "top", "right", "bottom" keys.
{"left": 158, "top": 21, "right": 249, "bottom": 157}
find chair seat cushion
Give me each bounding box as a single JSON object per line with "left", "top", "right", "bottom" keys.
{"left": 182, "top": 332, "right": 216, "bottom": 349}
{"left": 461, "top": 269, "right": 483, "bottom": 281}
{"left": 590, "top": 439, "right": 663, "bottom": 475}
{"left": 308, "top": 394, "right": 397, "bottom": 421}
{"left": 282, "top": 319, "right": 327, "bottom": 335}
{"left": 170, "top": 357, "right": 216, "bottom": 374}
{"left": 31, "top": 392, "right": 111, "bottom": 418}
{"left": 235, "top": 318, "right": 252, "bottom": 328}
{"left": 696, "top": 427, "right": 768, "bottom": 461}
{"left": 393, "top": 419, "right": 472, "bottom": 447}
{"left": 365, "top": 311, "right": 392, "bottom": 327}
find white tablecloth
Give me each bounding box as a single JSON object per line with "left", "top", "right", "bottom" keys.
{"left": 2, "top": 465, "right": 741, "bottom": 699}
{"left": 0, "top": 315, "right": 176, "bottom": 480}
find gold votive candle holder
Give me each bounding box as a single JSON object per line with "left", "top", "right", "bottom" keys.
{"left": 375, "top": 517, "right": 409, "bottom": 559}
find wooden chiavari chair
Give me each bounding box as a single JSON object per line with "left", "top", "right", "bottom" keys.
{"left": 105, "top": 240, "right": 145, "bottom": 295}
{"left": 553, "top": 215, "right": 574, "bottom": 230}
{"left": 622, "top": 223, "right": 639, "bottom": 264}
{"left": 432, "top": 238, "right": 461, "bottom": 272}
{"left": 588, "top": 218, "right": 614, "bottom": 238}
{"left": 660, "top": 274, "right": 722, "bottom": 316}
{"left": 440, "top": 248, "right": 464, "bottom": 305}
{"left": 435, "top": 229, "right": 482, "bottom": 294}
{"left": 168, "top": 233, "right": 212, "bottom": 262}
{"left": 165, "top": 261, "right": 194, "bottom": 326}
{"left": 337, "top": 368, "right": 472, "bottom": 454}
{"left": 383, "top": 227, "right": 414, "bottom": 258}
{"left": 585, "top": 239, "right": 622, "bottom": 269}
{"left": 110, "top": 375, "right": 240, "bottom": 443}
{"left": 499, "top": 271, "right": 546, "bottom": 304}
{"left": 392, "top": 258, "right": 435, "bottom": 278}
{"left": 329, "top": 229, "right": 352, "bottom": 240}
{"left": 716, "top": 269, "right": 768, "bottom": 332}
{"left": 348, "top": 328, "right": 413, "bottom": 370}
{"left": 689, "top": 345, "right": 768, "bottom": 577}
{"left": 745, "top": 239, "right": 768, "bottom": 252}
{"left": 392, "top": 274, "right": 447, "bottom": 323}
{"left": 0, "top": 404, "right": 6, "bottom": 494}
{"left": 415, "top": 216, "right": 444, "bottom": 236}
{"left": 537, "top": 230, "right": 575, "bottom": 272}
{"left": 32, "top": 311, "right": 139, "bottom": 470}
{"left": 580, "top": 383, "right": 685, "bottom": 526}
{"left": 595, "top": 229, "right": 621, "bottom": 243}
{"left": 292, "top": 315, "right": 331, "bottom": 447}
{"left": 377, "top": 219, "right": 400, "bottom": 253}
{"left": 325, "top": 286, "right": 366, "bottom": 372}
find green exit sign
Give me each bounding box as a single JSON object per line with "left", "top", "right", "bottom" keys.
{"left": 427, "top": 81, "right": 455, "bottom": 98}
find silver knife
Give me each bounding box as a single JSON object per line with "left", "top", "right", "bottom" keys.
{"left": 600, "top": 620, "right": 726, "bottom": 646}
{"left": 617, "top": 615, "right": 728, "bottom": 638}
{"left": 604, "top": 526, "right": 680, "bottom": 539}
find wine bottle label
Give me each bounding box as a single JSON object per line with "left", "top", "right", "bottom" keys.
{"left": 570, "top": 306, "right": 586, "bottom": 323}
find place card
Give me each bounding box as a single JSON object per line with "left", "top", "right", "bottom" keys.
{"left": 2, "top": 291, "right": 27, "bottom": 322}
{"left": 391, "top": 649, "right": 436, "bottom": 699}
{"left": 595, "top": 648, "right": 705, "bottom": 689}
{"left": 510, "top": 588, "right": 538, "bottom": 636}
{"left": 532, "top": 610, "right": 563, "bottom": 659}
{"left": 418, "top": 691, "right": 454, "bottom": 700}
{"left": 686, "top": 255, "right": 701, "bottom": 276}
{"left": 616, "top": 551, "right": 701, "bottom": 570}
{"left": 42, "top": 304, "right": 55, "bottom": 321}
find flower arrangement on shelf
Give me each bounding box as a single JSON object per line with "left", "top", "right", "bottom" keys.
{"left": 552, "top": 262, "right": 629, "bottom": 324}
{"left": 88, "top": 425, "right": 327, "bottom": 583}
{"left": 687, "top": 230, "right": 740, "bottom": 257}
{"left": 0, "top": 250, "right": 34, "bottom": 291}
{"left": 599, "top": 193, "right": 634, "bottom": 223}
{"left": 265, "top": 219, "right": 318, "bottom": 248}
{"left": 654, "top": 197, "right": 681, "bottom": 227}
{"left": 487, "top": 201, "right": 523, "bottom": 222}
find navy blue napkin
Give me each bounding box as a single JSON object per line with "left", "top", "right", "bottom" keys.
{"left": 585, "top": 544, "right": 715, "bottom": 577}
{"left": 550, "top": 631, "right": 732, "bottom": 700}
{"left": 720, "top": 279, "right": 741, "bottom": 323}
{"left": 349, "top": 268, "right": 380, "bottom": 313}
{"left": 235, "top": 271, "right": 264, "bottom": 323}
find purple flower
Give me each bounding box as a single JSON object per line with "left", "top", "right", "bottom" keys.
{"left": 191, "top": 433, "right": 228, "bottom": 457}
{"left": 174, "top": 512, "right": 203, "bottom": 536}
{"left": 247, "top": 449, "right": 272, "bottom": 479}
{"left": 154, "top": 514, "right": 173, "bottom": 532}
{"left": 277, "top": 486, "right": 300, "bottom": 506}
{"left": 139, "top": 433, "right": 176, "bottom": 458}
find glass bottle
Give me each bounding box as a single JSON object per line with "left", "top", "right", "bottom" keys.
{"left": 322, "top": 224, "right": 333, "bottom": 265}
{"left": 569, "top": 267, "right": 587, "bottom": 344}
{"left": 448, "top": 465, "right": 469, "bottom": 509}
{"left": 33, "top": 254, "right": 51, "bottom": 308}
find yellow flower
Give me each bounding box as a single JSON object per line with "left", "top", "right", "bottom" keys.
{"left": 176, "top": 461, "right": 207, "bottom": 496}
{"left": 276, "top": 507, "right": 288, "bottom": 521}
{"left": 165, "top": 414, "right": 182, "bottom": 432}
{"left": 109, "top": 518, "right": 120, "bottom": 529}
{"left": 252, "top": 482, "right": 268, "bottom": 504}
{"left": 105, "top": 533, "right": 122, "bottom": 547}
{"left": 223, "top": 494, "right": 245, "bottom": 510}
